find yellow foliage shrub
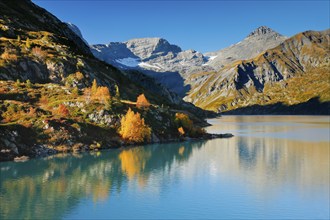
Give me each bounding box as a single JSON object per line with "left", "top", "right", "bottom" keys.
{"left": 75, "top": 71, "right": 84, "bottom": 80}
{"left": 174, "top": 113, "right": 193, "bottom": 132}
{"left": 119, "top": 108, "right": 151, "bottom": 143}
{"left": 1, "top": 51, "right": 17, "bottom": 62}
{"left": 31, "top": 47, "right": 47, "bottom": 60}
{"left": 93, "top": 86, "right": 111, "bottom": 104}
{"left": 28, "top": 107, "right": 36, "bottom": 117}
{"left": 57, "top": 104, "right": 69, "bottom": 117}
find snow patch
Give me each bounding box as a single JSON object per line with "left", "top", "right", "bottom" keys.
{"left": 116, "top": 57, "right": 140, "bottom": 67}
{"left": 138, "top": 62, "right": 161, "bottom": 70}
{"left": 202, "top": 55, "right": 218, "bottom": 66}
{"left": 208, "top": 56, "right": 217, "bottom": 61}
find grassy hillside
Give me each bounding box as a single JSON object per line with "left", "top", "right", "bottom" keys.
{"left": 0, "top": 79, "right": 209, "bottom": 161}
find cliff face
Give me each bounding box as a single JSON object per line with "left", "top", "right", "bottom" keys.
{"left": 184, "top": 30, "right": 330, "bottom": 113}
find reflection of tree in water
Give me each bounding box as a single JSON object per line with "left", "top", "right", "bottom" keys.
{"left": 0, "top": 141, "right": 207, "bottom": 219}
{"left": 119, "top": 147, "right": 152, "bottom": 186}
{"left": 118, "top": 141, "right": 205, "bottom": 187}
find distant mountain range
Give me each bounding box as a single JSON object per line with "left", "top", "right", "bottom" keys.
{"left": 68, "top": 24, "right": 329, "bottom": 114}
{"left": 0, "top": 1, "right": 330, "bottom": 114}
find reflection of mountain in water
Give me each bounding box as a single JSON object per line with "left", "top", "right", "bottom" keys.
{"left": 197, "top": 137, "right": 329, "bottom": 193}
{"left": 0, "top": 133, "right": 329, "bottom": 219}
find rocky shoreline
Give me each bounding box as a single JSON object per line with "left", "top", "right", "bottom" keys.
{"left": 1, "top": 132, "right": 233, "bottom": 162}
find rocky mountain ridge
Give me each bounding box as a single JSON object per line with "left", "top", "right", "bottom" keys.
{"left": 87, "top": 26, "right": 288, "bottom": 96}
{"left": 204, "top": 26, "right": 288, "bottom": 70}
{"left": 184, "top": 29, "right": 330, "bottom": 112}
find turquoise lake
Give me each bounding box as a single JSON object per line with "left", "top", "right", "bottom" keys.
{"left": 0, "top": 116, "right": 329, "bottom": 219}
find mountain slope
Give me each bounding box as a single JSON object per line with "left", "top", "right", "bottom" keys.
{"left": 91, "top": 37, "right": 209, "bottom": 96}
{"left": 91, "top": 37, "right": 206, "bottom": 73}
{"left": 184, "top": 29, "right": 330, "bottom": 113}
{"left": 204, "top": 26, "right": 288, "bottom": 70}
{"left": 0, "top": 0, "right": 215, "bottom": 161}
{"left": 0, "top": 0, "right": 187, "bottom": 105}
{"left": 0, "top": 0, "right": 91, "bottom": 55}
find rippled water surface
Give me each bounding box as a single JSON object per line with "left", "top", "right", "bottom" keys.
{"left": 1, "top": 116, "right": 329, "bottom": 219}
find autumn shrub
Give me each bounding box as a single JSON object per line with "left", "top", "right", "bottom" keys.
{"left": 15, "top": 79, "right": 21, "bottom": 88}
{"left": 25, "top": 38, "right": 31, "bottom": 48}
{"left": 93, "top": 86, "right": 111, "bottom": 104}
{"left": 26, "top": 79, "right": 32, "bottom": 88}
{"left": 83, "top": 87, "right": 92, "bottom": 103}
{"left": 174, "top": 113, "right": 193, "bottom": 132}
{"left": 31, "top": 47, "right": 47, "bottom": 60}
{"left": 28, "top": 107, "right": 36, "bottom": 117}
{"left": 39, "top": 95, "right": 49, "bottom": 105}
{"left": 136, "top": 94, "right": 150, "bottom": 109}
{"left": 0, "top": 87, "right": 7, "bottom": 94}
{"left": 119, "top": 108, "right": 151, "bottom": 143}
{"left": 190, "top": 127, "right": 206, "bottom": 138}
{"left": 72, "top": 87, "right": 80, "bottom": 96}
{"left": 57, "top": 104, "right": 69, "bottom": 117}
{"left": 65, "top": 71, "right": 84, "bottom": 87}
{"left": 2, "top": 103, "right": 24, "bottom": 122}
{"left": 87, "top": 79, "right": 111, "bottom": 104}
{"left": 75, "top": 71, "right": 84, "bottom": 80}
{"left": 1, "top": 50, "right": 17, "bottom": 62}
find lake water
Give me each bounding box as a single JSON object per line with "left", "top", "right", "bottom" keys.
{"left": 0, "top": 116, "right": 329, "bottom": 219}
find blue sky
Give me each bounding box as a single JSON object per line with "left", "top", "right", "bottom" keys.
{"left": 33, "top": 0, "right": 329, "bottom": 53}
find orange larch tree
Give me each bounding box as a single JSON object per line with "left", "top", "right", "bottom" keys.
{"left": 119, "top": 108, "right": 151, "bottom": 143}
{"left": 94, "top": 86, "right": 111, "bottom": 104}
{"left": 91, "top": 79, "right": 98, "bottom": 95}
{"left": 136, "top": 94, "right": 150, "bottom": 109}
